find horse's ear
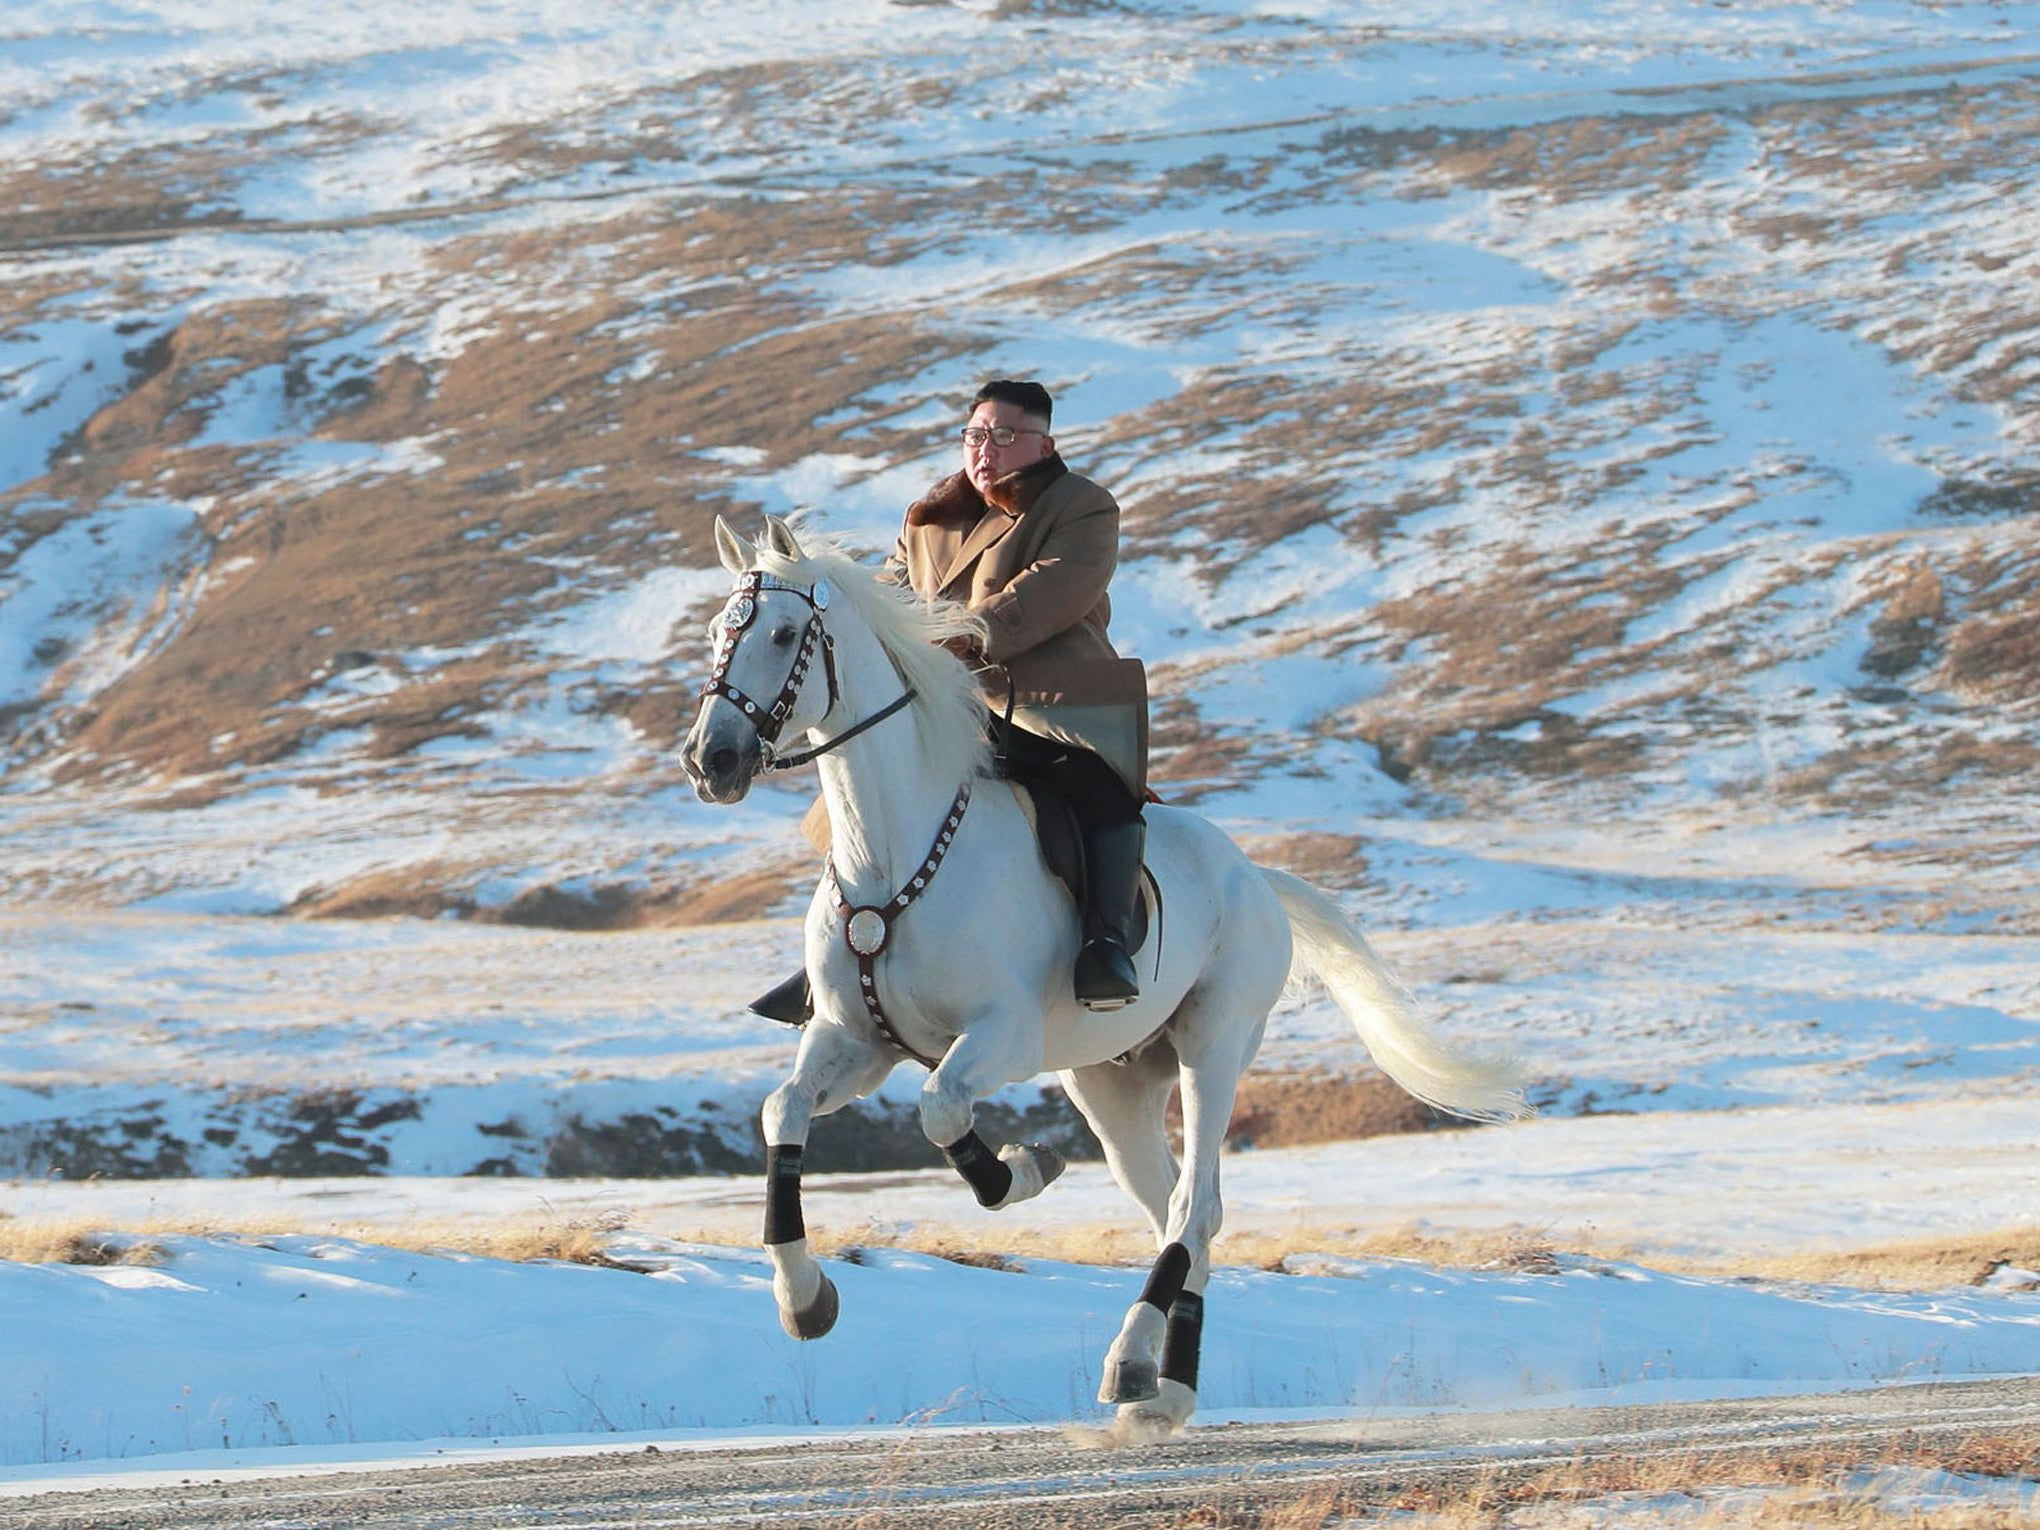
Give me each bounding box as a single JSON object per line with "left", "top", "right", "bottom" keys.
{"left": 761, "top": 513, "right": 802, "bottom": 561}
{"left": 714, "top": 515, "right": 752, "bottom": 574}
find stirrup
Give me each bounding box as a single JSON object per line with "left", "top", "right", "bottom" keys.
{"left": 1075, "top": 938, "right": 1139, "bottom": 1012}
{"left": 748, "top": 969, "right": 813, "bottom": 1027}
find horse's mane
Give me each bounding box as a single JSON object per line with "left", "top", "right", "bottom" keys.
{"left": 752, "top": 532, "right": 992, "bottom": 791}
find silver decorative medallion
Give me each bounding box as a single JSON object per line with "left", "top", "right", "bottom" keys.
{"left": 845, "top": 907, "right": 888, "bottom": 956}
{"left": 810, "top": 579, "right": 831, "bottom": 610}
{"left": 724, "top": 594, "right": 756, "bottom": 631}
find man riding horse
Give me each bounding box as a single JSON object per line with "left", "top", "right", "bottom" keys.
{"left": 749, "top": 377, "right": 1149, "bottom": 1020}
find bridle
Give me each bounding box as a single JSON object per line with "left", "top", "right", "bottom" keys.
{"left": 703, "top": 565, "right": 969, "bottom": 1069}
{"left": 701, "top": 569, "right": 917, "bottom": 772}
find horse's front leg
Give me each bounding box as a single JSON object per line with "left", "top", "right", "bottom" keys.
{"left": 761, "top": 1019, "right": 895, "bottom": 1340}
{"left": 919, "top": 1012, "right": 1065, "bottom": 1211}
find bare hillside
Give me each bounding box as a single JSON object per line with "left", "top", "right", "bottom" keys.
{"left": 2, "top": 5, "right": 2036, "bottom": 1176}
{"left": 4, "top": 13, "right": 2034, "bottom": 930}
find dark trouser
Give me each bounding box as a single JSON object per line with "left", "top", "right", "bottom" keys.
{"left": 993, "top": 721, "right": 1146, "bottom": 1007}
{"left": 991, "top": 720, "right": 1142, "bottom": 836}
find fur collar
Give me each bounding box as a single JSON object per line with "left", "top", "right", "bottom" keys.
{"left": 905, "top": 453, "right": 1068, "bottom": 528}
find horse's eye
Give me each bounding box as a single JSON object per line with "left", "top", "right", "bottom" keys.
{"left": 770, "top": 624, "right": 798, "bottom": 648}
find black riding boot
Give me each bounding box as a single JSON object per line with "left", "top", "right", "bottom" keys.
{"left": 748, "top": 969, "right": 812, "bottom": 1027}
{"left": 1074, "top": 818, "right": 1145, "bottom": 1011}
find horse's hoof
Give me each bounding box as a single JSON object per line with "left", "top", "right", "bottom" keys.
{"left": 1119, "top": 1377, "right": 1196, "bottom": 1435}
{"left": 990, "top": 1142, "right": 1066, "bottom": 1208}
{"left": 1099, "top": 1356, "right": 1159, "bottom": 1405}
{"left": 779, "top": 1270, "right": 839, "bottom": 1340}
{"left": 1032, "top": 1144, "right": 1065, "bottom": 1189}
{"left": 1114, "top": 1403, "right": 1187, "bottom": 1440}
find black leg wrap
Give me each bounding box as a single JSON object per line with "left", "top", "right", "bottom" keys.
{"left": 1140, "top": 1241, "right": 1192, "bottom": 1313}
{"left": 1159, "top": 1291, "right": 1204, "bottom": 1391}
{"left": 943, "top": 1130, "right": 1013, "bottom": 1209}
{"left": 763, "top": 1144, "right": 806, "bottom": 1246}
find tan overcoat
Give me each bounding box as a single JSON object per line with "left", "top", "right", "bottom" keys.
{"left": 893, "top": 454, "right": 1148, "bottom": 796}
{"left": 799, "top": 454, "right": 1147, "bottom": 853}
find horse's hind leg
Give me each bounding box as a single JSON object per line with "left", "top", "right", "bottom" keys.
{"left": 1062, "top": 1043, "right": 1179, "bottom": 1242}
{"left": 920, "top": 1013, "right": 1066, "bottom": 1210}
{"left": 1062, "top": 1046, "right": 1206, "bottom": 1427}
{"left": 760, "top": 1020, "right": 894, "bottom": 1340}
{"left": 1097, "top": 980, "right": 1270, "bottom": 1431}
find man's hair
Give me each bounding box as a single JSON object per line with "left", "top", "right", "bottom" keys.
{"left": 973, "top": 378, "right": 1053, "bottom": 424}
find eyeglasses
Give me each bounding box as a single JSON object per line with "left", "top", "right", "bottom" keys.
{"left": 959, "top": 426, "right": 1047, "bottom": 448}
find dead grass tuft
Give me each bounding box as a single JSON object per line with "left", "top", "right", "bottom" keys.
{"left": 1145, "top": 1463, "right": 2040, "bottom": 1530}
{"left": 451, "top": 1210, "right": 650, "bottom": 1268}
{"left": 1253, "top": 1481, "right": 1360, "bottom": 1529}
{"left": 926, "top": 1245, "right": 1025, "bottom": 1273}
{"left": 1272, "top": 1224, "right": 1567, "bottom": 1276}
{"left": 0, "top": 1221, "right": 169, "bottom": 1267}
{"left": 807, "top": 1221, "right": 1153, "bottom": 1270}
{"left": 0, "top": 1209, "right": 648, "bottom": 1271}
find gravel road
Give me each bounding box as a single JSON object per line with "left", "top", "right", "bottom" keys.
{"left": 7, "top": 1375, "right": 2036, "bottom": 1529}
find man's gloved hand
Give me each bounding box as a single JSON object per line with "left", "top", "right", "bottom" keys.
{"left": 940, "top": 634, "right": 984, "bottom": 666}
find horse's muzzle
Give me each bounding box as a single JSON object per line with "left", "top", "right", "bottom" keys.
{"left": 682, "top": 707, "right": 763, "bottom": 804}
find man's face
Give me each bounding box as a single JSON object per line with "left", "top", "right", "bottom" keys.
{"left": 962, "top": 398, "right": 1053, "bottom": 499}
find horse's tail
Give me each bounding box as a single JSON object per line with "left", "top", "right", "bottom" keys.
{"left": 1260, "top": 866, "right": 1533, "bottom": 1124}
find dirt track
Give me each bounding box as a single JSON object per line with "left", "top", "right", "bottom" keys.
{"left": 6, "top": 1375, "right": 2036, "bottom": 1529}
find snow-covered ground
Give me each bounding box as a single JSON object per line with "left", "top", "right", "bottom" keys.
{"left": 5, "top": 1122, "right": 2040, "bottom": 1489}
{"left": 5, "top": 1222, "right": 2039, "bottom": 1487}
{"left": 2, "top": 1086, "right": 2035, "bottom": 1485}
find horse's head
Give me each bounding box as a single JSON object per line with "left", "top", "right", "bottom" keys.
{"left": 682, "top": 514, "right": 838, "bottom": 803}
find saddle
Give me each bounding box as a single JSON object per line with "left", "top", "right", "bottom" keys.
{"left": 1011, "top": 777, "right": 1153, "bottom": 958}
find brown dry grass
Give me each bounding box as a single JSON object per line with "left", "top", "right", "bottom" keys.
{"left": 7, "top": 50, "right": 2038, "bottom": 853}
{"left": 1022, "top": 1425, "right": 2040, "bottom": 1526}
{"left": 446, "top": 1209, "right": 656, "bottom": 1268}
{"left": 0, "top": 1212, "right": 1550, "bottom": 1274}
{"left": 0, "top": 1219, "right": 168, "bottom": 1268}
{"left": 12, "top": 181, "right": 974, "bottom": 788}
{"left": 0, "top": 1210, "right": 634, "bottom": 1269}
{"left": 798, "top": 1223, "right": 2040, "bottom": 1294}
{"left": 1719, "top": 1231, "right": 2040, "bottom": 1293}
{"left": 1236, "top": 832, "right": 1372, "bottom": 891}
{"left": 1341, "top": 1428, "right": 2040, "bottom": 1529}
{"left": 6, "top": 1205, "right": 2035, "bottom": 1297}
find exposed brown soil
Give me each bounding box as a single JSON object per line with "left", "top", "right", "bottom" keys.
{"left": 1221, "top": 1067, "right": 1451, "bottom": 1148}
{"left": 288, "top": 866, "right": 477, "bottom": 921}
{"left": 1942, "top": 548, "right": 2040, "bottom": 704}
{"left": 293, "top": 858, "right": 811, "bottom": 927}
{"left": 1234, "top": 831, "right": 1370, "bottom": 889}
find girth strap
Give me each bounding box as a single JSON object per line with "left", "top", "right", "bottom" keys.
{"left": 823, "top": 783, "right": 972, "bottom": 1069}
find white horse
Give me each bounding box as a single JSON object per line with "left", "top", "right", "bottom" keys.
{"left": 682, "top": 514, "right": 1530, "bottom": 1432}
